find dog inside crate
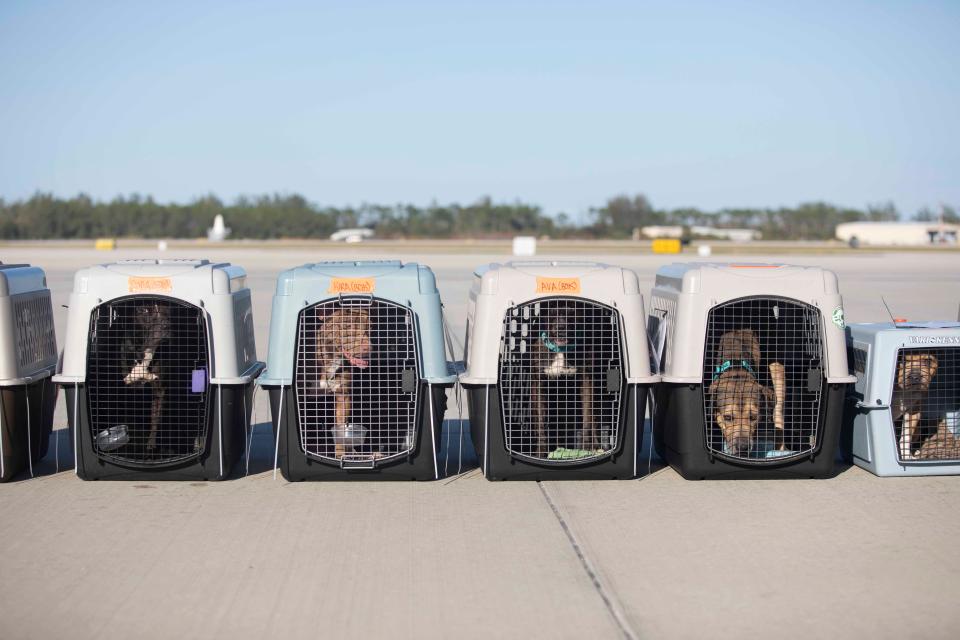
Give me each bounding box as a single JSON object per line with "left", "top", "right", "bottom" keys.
{"left": 87, "top": 298, "right": 209, "bottom": 463}
{"left": 703, "top": 298, "right": 824, "bottom": 460}
{"left": 499, "top": 298, "right": 622, "bottom": 462}
{"left": 893, "top": 347, "right": 960, "bottom": 461}
{"left": 296, "top": 298, "right": 419, "bottom": 462}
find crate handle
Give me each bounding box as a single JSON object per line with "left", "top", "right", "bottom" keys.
{"left": 340, "top": 456, "right": 378, "bottom": 470}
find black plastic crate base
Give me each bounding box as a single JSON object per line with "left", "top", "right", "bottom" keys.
{"left": 268, "top": 383, "right": 449, "bottom": 481}
{"left": 466, "top": 383, "right": 646, "bottom": 480}
{"left": 62, "top": 383, "right": 252, "bottom": 481}
{"left": 0, "top": 378, "right": 56, "bottom": 482}
{"left": 653, "top": 383, "right": 847, "bottom": 480}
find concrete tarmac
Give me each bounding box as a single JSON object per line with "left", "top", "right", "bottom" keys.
{"left": 0, "top": 246, "right": 958, "bottom": 640}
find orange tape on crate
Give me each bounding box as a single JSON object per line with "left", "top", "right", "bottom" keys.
{"left": 535, "top": 277, "right": 581, "bottom": 294}
{"left": 127, "top": 276, "right": 172, "bottom": 293}
{"left": 328, "top": 277, "right": 376, "bottom": 294}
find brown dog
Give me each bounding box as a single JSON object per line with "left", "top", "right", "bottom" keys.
{"left": 530, "top": 303, "right": 597, "bottom": 457}
{"left": 707, "top": 329, "right": 785, "bottom": 456}
{"left": 313, "top": 308, "right": 372, "bottom": 458}
{"left": 892, "top": 352, "right": 938, "bottom": 459}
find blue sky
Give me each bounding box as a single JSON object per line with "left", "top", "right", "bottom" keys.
{"left": 1, "top": 0, "right": 958, "bottom": 218}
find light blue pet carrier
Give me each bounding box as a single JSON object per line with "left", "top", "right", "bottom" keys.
{"left": 258, "top": 261, "right": 456, "bottom": 480}
{"left": 845, "top": 322, "right": 960, "bottom": 476}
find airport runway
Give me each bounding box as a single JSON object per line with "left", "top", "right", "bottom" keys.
{"left": 1, "top": 245, "right": 958, "bottom": 640}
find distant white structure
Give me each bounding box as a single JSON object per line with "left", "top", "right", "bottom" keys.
{"left": 512, "top": 236, "right": 537, "bottom": 257}
{"left": 690, "top": 226, "right": 761, "bottom": 242}
{"left": 329, "top": 228, "right": 374, "bottom": 243}
{"left": 207, "top": 214, "right": 230, "bottom": 242}
{"left": 641, "top": 225, "right": 684, "bottom": 239}
{"left": 836, "top": 222, "right": 960, "bottom": 247}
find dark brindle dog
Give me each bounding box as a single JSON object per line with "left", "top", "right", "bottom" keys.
{"left": 312, "top": 308, "right": 372, "bottom": 459}
{"left": 707, "top": 329, "right": 785, "bottom": 456}
{"left": 530, "top": 303, "right": 597, "bottom": 457}
{"left": 123, "top": 301, "right": 171, "bottom": 452}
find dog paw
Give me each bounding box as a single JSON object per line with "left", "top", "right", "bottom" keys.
{"left": 543, "top": 365, "right": 577, "bottom": 377}
{"left": 317, "top": 378, "right": 342, "bottom": 393}
{"left": 124, "top": 369, "right": 158, "bottom": 384}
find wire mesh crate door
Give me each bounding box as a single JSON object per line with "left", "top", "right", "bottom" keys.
{"left": 499, "top": 298, "right": 624, "bottom": 464}
{"left": 86, "top": 297, "right": 210, "bottom": 465}
{"left": 702, "top": 297, "right": 824, "bottom": 462}
{"left": 893, "top": 347, "right": 960, "bottom": 462}
{"left": 294, "top": 297, "right": 419, "bottom": 463}
{"left": 13, "top": 293, "right": 56, "bottom": 373}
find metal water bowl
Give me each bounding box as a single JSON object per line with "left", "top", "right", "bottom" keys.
{"left": 97, "top": 425, "right": 130, "bottom": 452}
{"left": 331, "top": 423, "right": 366, "bottom": 448}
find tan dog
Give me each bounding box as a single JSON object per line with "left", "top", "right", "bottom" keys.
{"left": 707, "top": 329, "right": 785, "bottom": 456}
{"left": 892, "top": 352, "right": 938, "bottom": 459}
{"left": 314, "top": 308, "right": 372, "bottom": 459}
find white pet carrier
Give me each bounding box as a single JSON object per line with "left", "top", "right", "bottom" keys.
{"left": 846, "top": 322, "right": 960, "bottom": 476}
{"left": 462, "top": 261, "right": 658, "bottom": 480}
{"left": 0, "top": 263, "right": 57, "bottom": 481}
{"left": 649, "top": 263, "right": 855, "bottom": 479}
{"left": 53, "top": 259, "right": 262, "bottom": 480}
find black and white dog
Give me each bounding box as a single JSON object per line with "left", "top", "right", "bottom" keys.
{"left": 123, "top": 302, "right": 171, "bottom": 451}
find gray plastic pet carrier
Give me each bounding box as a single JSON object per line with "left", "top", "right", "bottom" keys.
{"left": 649, "top": 263, "right": 855, "bottom": 479}
{"left": 0, "top": 263, "right": 57, "bottom": 481}
{"left": 845, "top": 322, "right": 960, "bottom": 476}
{"left": 53, "top": 259, "right": 263, "bottom": 480}
{"left": 461, "top": 261, "right": 658, "bottom": 480}
{"left": 258, "top": 261, "right": 455, "bottom": 480}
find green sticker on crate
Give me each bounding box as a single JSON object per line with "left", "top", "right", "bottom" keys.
{"left": 832, "top": 306, "right": 845, "bottom": 329}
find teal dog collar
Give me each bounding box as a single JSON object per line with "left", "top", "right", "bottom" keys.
{"left": 541, "top": 331, "right": 574, "bottom": 353}
{"left": 713, "top": 359, "right": 756, "bottom": 381}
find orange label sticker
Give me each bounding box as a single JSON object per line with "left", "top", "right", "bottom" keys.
{"left": 128, "top": 276, "right": 172, "bottom": 293}
{"left": 536, "top": 277, "right": 581, "bottom": 294}
{"left": 328, "top": 277, "right": 376, "bottom": 294}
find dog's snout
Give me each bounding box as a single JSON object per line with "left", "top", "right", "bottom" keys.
{"left": 907, "top": 370, "right": 922, "bottom": 384}
{"left": 730, "top": 436, "right": 752, "bottom": 454}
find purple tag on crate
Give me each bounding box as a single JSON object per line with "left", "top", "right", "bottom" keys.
{"left": 191, "top": 369, "right": 206, "bottom": 393}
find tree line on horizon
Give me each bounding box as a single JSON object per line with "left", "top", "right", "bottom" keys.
{"left": 0, "top": 192, "right": 955, "bottom": 241}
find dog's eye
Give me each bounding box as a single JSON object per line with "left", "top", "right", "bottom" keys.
{"left": 723, "top": 413, "right": 734, "bottom": 422}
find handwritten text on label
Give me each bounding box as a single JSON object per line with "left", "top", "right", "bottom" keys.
{"left": 536, "top": 277, "right": 581, "bottom": 294}
{"left": 328, "top": 278, "right": 376, "bottom": 294}
{"left": 128, "top": 276, "right": 172, "bottom": 293}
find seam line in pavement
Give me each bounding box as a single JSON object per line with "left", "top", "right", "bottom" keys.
{"left": 537, "top": 482, "right": 639, "bottom": 640}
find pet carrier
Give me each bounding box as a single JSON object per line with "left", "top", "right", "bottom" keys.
{"left": 462, "top": 261, "right": 657, "bottom": 480}
{"left": 259, "top": 261, "right": 455, "bottom": 481}
{"left": 53, "top": 259, "right": 262, "bottom": 480}
{"left": 0, "top": 263, "right": 57, "bottom": 482}
{"left": 649, "top": 263, "right": 855, "bottom": 479}
{"left": 844, "top": 322, "right": 960, "bottom": 476}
